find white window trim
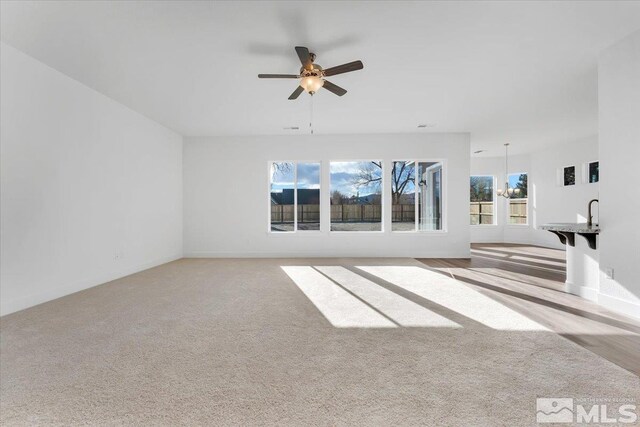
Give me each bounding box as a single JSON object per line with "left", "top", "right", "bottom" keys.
{"left": 268, "top": 160, "right": 323, "bottom": 234}
{"left": 269, "top": 159, "right": 451, "bottom": 235}
{"left": 390, "top": 159, "right": 448, "bottom": 233}
{"left": 329, "top": 159, "right": 385, "bottom": 233}
{"left": 470, "top": 174, "right": 497, "bottom": 227}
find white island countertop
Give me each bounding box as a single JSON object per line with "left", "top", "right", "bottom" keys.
{"left": 539, "top": 223, "right": 600, "bottom": 234}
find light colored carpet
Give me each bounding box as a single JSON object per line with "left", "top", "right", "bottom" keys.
{"left": 1, "top": 258, "right": 639, "bottom": 426}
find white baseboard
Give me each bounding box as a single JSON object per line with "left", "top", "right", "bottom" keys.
{"left": 598, "top": 293, "right": 640, "bottom": 320}
{"left": 469, "top": 238, "right": 503, "bottom": 244}
{"left": 0, "top": 254, "right": 182, "bottom": 317}
{"left": 564, "top": 281, "right": 599, "bottom": 302}
{"left": 184, "top": 250, "right": 471, "bottom": 259}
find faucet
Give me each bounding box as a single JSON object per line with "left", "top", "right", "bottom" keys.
{"left": 588, "top": 199, "right": 599, "bottom": 227}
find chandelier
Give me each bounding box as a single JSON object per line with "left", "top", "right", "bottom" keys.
{"left": 496, "top": 143, "right": 521, "bottom": 199}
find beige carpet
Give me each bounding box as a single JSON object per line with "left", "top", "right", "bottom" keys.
{"left": 1, "top": 258, "right": 639, "bottom": 426}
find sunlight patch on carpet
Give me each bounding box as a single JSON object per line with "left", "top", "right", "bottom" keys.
{"left": 356, "top": 266, "right": 547, "bottom": 331}
{"left": 314, "top": 266, "right": 460, "bottom": 328}
{"left": 281, "top": 266, "right": 396, "bottom": 328}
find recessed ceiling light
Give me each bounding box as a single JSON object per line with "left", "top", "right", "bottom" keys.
{"left": 417, "top": 123, "right": 435, "bottom": 128}
{"left": 283, "top": 126, "right": 299, "bottom": 130}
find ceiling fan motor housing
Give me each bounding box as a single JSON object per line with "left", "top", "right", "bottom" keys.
{"left": 300, "top": 65, "right": 323, "bottom": 77}
{"left": 300, "top": 64, "right": 324, "bottom": 94}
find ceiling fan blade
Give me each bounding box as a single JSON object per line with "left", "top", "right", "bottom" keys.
{"left": 295, "top": 46, "right": 313, "bottom": 70}
{"left": 258, "top": 74, "right": 299, "bottom": 79}
{"left": 288, "top": 86, "right": 305, "bottom": 100}
{"left": 322, "top": 80, "right": 347, "bottom": 96}
{"left": 323, "top": 60, "right": 364, "bottom": 77}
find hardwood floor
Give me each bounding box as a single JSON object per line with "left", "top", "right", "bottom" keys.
{"left": 419, "top": 243, "right": 640, "bottom": 376}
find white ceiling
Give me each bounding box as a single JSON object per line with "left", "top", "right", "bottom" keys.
{"left": 2, "top": 1, "right": 639, "bottom": 155}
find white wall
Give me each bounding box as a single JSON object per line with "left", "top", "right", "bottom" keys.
{"left": 0, "top": 43, "right": 183, "bottom": 315}
{"left": 184, "top": 134, "right": 470, "bottom": 258}
{"left": 529, "top": 135, "right": 599, "bottom": 248}
{"left": 470, "top": 136, "right": 599, "bottom": 249}
{"left": 597, "top": 30, "right": 640, "bottom": 318}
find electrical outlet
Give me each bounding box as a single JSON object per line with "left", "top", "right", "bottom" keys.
{"left": 604, "top": 267, "right": 614, "bottom": 280}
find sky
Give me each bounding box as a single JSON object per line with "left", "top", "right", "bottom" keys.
{"left": 271, "top": 162, "right": 320, "bottom": 192}
{"left": 508, "top": 173, "right": 525, "bottom": 188}
{"left": 507, "top": 173, "right": 527, "bottom": 198}
{"left": 330, "top": 162, "right": 381, "bottom": 196}
{"left": 270, "top": 161, "right": 382, "bottom": 196}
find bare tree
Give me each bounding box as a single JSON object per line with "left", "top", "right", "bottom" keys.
{"left": 331, "top": 190, "right": 347, "bottom": 205}
{"left": 354, "top": 161, "right": 414, "bottom": 203}
{"left": 271, "top": 162, "right": 293, "bottom": 177}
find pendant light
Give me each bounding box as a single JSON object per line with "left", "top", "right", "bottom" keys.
{"left": 496, "top": 143, "right": 521, "bottom": 199}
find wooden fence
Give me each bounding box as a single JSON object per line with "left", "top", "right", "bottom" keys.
{"left": 391, "top": 205, "right": 416, "bottom": 222}
{"left": 470, "top": 201, "right": 494, "bottom": 225}
{"left": 508, "top": 199, "right": 527, "bottom": 224}
{"left": 270, "top": 204, "right": 319, "bottom": 223}
{"left": 270, "top": 204, "right": 386, "bottom": 223}
{"left": 330, "top": 205, "right": 382, "bottom": 222}
{"left": 470, "top": 199, "right": 527, "bottom": 225}
{"left": 272, "top": 200, "right": 528, "bottom": 225}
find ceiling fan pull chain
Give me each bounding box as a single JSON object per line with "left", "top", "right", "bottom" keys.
{"left": 310, "top": 94, "right": 314, "bottom": 135}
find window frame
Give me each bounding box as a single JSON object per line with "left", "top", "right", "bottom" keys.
{"left": 391, "top": 159, "right": 447, "bottom": 233}
{"left": 268, "top": 159, "right": 450, "bottom": 235}
{"left": 506, "top": 171, "right": 529, "bottom": 227}
{"left": 469, "top": 174, "right": 497, "bottom": 227}
{"left": 268, "top": 160, "right": 323, "bottom": 234}
{"left": 328, "top": 159, "right": 385, "bottom": 234}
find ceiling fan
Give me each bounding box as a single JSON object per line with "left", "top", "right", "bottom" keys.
{"left": 258, "top": 46, "right": 364, "bottom": 99}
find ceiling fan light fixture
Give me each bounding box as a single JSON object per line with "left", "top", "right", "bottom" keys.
{"left": 300, "top": 75, "right": 324, "bottom": 94}
{"left": 258, "top": 46, "right": 362, "bottom": 99}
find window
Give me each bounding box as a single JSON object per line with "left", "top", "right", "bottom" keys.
{"left": 390, "top": 161, "right": 445, "bottom": 232}
{"left": 330, "top": 161, "right": 382, "bottom": 231}
{"left": 391, "top": 161, "right": 415, "bottom": 231}
{"left": 270, "top": 162, "right": 294, "bottom": 232}
{"left": 270, "top": 162, "right": 320, "bottom": 232}
{"left": 418, "top": 162, "right": 444, "bottom": 231}
{"left": 563, "top": 166, "right": 576, "bottom": 186}
{"left": 470, "top": 176, "right": 494, "bottom": 225}
{"left": 508, "top": 173, "right": 528, "bottom": 225}
{"left": 588, "top": 161, "right": 599, "bottom": 183}
{"left": 297, "top": 163, "right": 321, "bottom": 230}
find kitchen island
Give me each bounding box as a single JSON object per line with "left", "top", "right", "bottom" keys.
{"left": 539, "top": 223, "right": 600, "bottom": 301}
